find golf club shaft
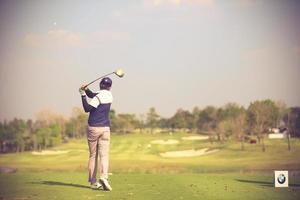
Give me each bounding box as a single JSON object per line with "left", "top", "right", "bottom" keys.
{"left": 84, "top": 72, "right": 114, "bottom": 88}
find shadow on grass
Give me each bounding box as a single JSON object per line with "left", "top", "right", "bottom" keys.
{"left": 236, "top": 179, "right": 300, "bottom": 188}
{"left": 30, "top": 181, "right": 90, "bottom": 189}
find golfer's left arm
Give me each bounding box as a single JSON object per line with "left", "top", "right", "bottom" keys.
{"left": 85, "top": 88, "right": 98, "bottom": 98}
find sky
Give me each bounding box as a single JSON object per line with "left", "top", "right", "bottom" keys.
{"left": 0, "top": 0, "right": 300, "bottom": 121}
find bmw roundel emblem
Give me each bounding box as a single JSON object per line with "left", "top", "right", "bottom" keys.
{"left": 277, "top": 174, "right": 286, "bottom": 184}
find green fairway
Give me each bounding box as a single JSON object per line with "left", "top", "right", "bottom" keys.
{"left": 1, "top": 133, "right": 300, "bottom": 199}
{"left": 0, "top": 172, "right": 300, "bottom": 200}
{"left": 0, "top": 133, "right": 300, "bottom": 173}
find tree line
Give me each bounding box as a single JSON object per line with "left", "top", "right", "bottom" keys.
{"left": 0, "top": 99, "right": 300, "bottom": 153}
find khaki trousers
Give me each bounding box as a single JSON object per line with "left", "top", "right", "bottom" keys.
{"left": 87, "top": 126, "right": 110, "bottom": 184}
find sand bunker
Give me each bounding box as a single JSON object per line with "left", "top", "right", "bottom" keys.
{"left": 160, "top": 148, "right": 219, "bottom": 158}
{"left": 150, "top": 139, "right": 179, "bottom": 145}
{"left": 181, "top": 136, "right": 209, "bottom": 141}
{"left": 32, "top": 150, "right": 70, "bottom": 155}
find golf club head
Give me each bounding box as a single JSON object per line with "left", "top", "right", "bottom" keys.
{"left": 114, "top": 69, "right": 125, "bottom": 78}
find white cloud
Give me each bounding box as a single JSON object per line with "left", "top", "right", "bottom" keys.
{"left": 24, "top": 29, "right": 130, "bottom": 49}
{"left": 144, "top": 0, "right": 215, "bottom": 7}
{"left": 111, "top": 10, "right": 122, "bottom": 17}
{"left": 24, "top": 30, "right": 83, "bottom": 49}
{"left": 89, "top": 31, "right": 130, "bottom": 44}
{"left": 242, "top": 46, "right": 299, "bottom": 65}
{"left": 238, "top": 0, "right": 258, "bottom": 8}
{"left": 24, "top": 30, "right": 83, "bottom": 48}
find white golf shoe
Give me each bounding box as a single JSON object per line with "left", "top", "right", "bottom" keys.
{"left": 100, "top": 178, "right": 112, "bottom": 191}
{"left": 90, "top": 182, "right": 102, "bottom": 190}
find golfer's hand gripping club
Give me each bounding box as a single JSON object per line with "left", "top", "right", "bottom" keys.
{"left": 79, "top": 87, "right": 86, "bottom": 96}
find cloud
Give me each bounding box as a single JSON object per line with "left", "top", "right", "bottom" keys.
{"left": 242, "top": 47, "right": 272, "bottom": 63}
{"left": 111, "top": 10, "right": 122, "bottom": 17}
{"left": 24, "top": 30, "right": 83, "bottom": 49}
{"left": 242, "top": 46, "right": 300, "bottom": 65}
{"left": 24, "top": 29, "right": 130, "bottom": 49}
{"left": 89, "top": 31, "right": 130, "bottom": 44}
{"left": 238, "top": 0, "right": 258, "bottom": 8}
{"left": 144, "top": 0, "right": 215, "bottom": 7}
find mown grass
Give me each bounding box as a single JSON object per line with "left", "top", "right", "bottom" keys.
{"left": 1, "top": 132, "right": 300, "bottom": 199}
{"left": 0, "top": 132, "right": 299, "bottom": 173}
{"left": 1, "top": 172, "right": 300, "bottom": 200}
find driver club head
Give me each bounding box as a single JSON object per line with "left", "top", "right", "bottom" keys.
{"left": 114, "top": 69, "right": 125, "bottom": 78}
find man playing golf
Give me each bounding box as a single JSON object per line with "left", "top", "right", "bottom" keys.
{"left": 79, "top": 77, "right": 113, "bottom": 191}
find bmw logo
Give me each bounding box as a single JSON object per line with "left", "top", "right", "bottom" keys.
{"left": 277, "top": 174, "right": 286, "bottom": 184}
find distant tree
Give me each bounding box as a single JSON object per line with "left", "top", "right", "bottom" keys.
{"left": 10, "top": 119, "right": 28, "bottom": 152}
{"left": 216, "top": 103, "right": 247, "bottom": 149}
{"left": 216, "top": 119, "right": 231, "bottom": 143}
{"left": 71, "top": 107, "right": 88, "bottom": 138}
{"left": 109, "top": 109, "right": 118, "bottom": 132}
{"left": 191, "top": 107, "right": 201, "bottom": 132}
{"left": 65, "top": 120, "right": 75, "bottom": 138}
{"left": 36, "top": 109, "right": 66, "bottom": 138}
{"left": 275, "top": 101, "right": 292, "bottom": 150}
{"left": 146, "top": 107, "right": 160, "bottom": 134}
{"left": 247, "top": 99, "right": 279, "bottom": 152}
{"left": 215, "top": 108, "right": 226, "bottom": 141}
{"left": 197, "top": 106, "right": 218, "bottom": 143}
{"left": 49, "top": 124, "right": 62, "bottom": 147}
{"left": 197, "top": 106, "right": 217, "bottom": 131}
{"left": 233, "top": 109, "right": 247, "bottom": 150}
{"left": 169, "top": 109, "right": 194, "bottom": 131}
{"left": 136, "top": 114, "right": 146, "bottom": 133}
{"left": 0, "top": 121, "right": 7, "bottom": 141}
{"left": 275, "top": 101, "right": 288, "bottom": 127}
{"left": 116, "top": 114, "right": 138, "bottom": 134}
{"left": 157, "top": 117, "right": 170, "bottom": 130}
{"left": 36, "top": 127, "right": 51, "bottom": 150}
{"left": 287, "top": 107, "right": 300, "bottom": 138}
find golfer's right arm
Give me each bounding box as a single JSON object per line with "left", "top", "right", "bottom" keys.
{"left": 81, "top": 96, "right": 95, "bottom": 112}
{"left": 79, "top": 87, "right": 97, "bottom": 112}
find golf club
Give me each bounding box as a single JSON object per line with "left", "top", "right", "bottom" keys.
{"left": 83, "top": 69, "right": 124, "bottom": 88}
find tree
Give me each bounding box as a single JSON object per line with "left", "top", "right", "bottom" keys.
{"left": 36, "top": 109, "right": 66, "bottom": 138}
{"left": 157, "top": 117, "right": 169, "bottom": 130}
{"left": 49, "top": 124, "right": 62, "bottom": 147}
{"left": 10, "top": 119, "right": 27, "bottom": 152}
{"left": 233, "top": 109, "right": 247, "bottom": 150}
{"left": 135, "top": 114, "right": 146, "bottom": 133}
{"left": 109, "top": 109, "right": 118, "bottom": 132}
{"left": 247, "top": 100, "right": 279, "bottom": 152}
{"left": 287, "top": 107, "right": 300, "bottom": 138}
{"left": 36, "top": 127, "right": 51, "bottom": 150}
{"left": 70, "top": 107, "right": 88, "bottom": 138}
{"left": 276, "top": 101, "right": 292, "bottom": 150}
{"left": 197, "top": 106, "right": 218, "bottom": 143}
{"left": 191, "top": 107, "right": 201, "bottom": 132}
{"left": 146, "top": 107, "right": 160, "bottom": 134}
{"left": 169, "top": 109, "right": 194, "bottom": 131}
{"left": 216, "top": 103, "right": 247, "bottom": 149}
{"left": 221, "top": 103, "right": 242, "bottom": 119}
{"left": 216, "top": 119, "right": 231, "bottom": 143}
{"left": 276, "top": 101, "right": 288, "bottom": 127}
{"left": 115, "top": 114, "right": 138, "bottom": 134}
{"left": 197, "top": 106, "right": 218, "bottom": 131}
